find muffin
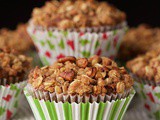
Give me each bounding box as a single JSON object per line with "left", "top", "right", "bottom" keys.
{"left": 118, "top": 24, "right": 160, "bottom": 62}
{"left": 0, "top": 48, "right": 32, "bottom": 119}
{"left": 0, "top": 26, "right": 32, "bottom": 54}
{"left": 127, "top": 49, "right": 160, "bottom": 119}
{"left": 24, "top": 56, "right": 135, "bottom": 120}
{"left": 0, "top": 25, "right": 42, "bottom": 66}
{"left": 27, "top": 0, "right": 127, "bottom": 65}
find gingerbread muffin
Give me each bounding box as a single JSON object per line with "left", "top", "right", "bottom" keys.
{"left": 118, "top": 24, "right": 160, "bottom": 61}
{"left": 25, "top": 56, "right": 135, "bottom": 120}
{"left": 0, "top": 26, "right": 32, "bottom": 54}
{"left": 127, "top": 49, "right": 160, "bottom": 119}
{"left": 0, "top": 48, "right": 32, "bottom": 120}
{"left": 28, "top": 0, "right": 127, "bottom": 65}
{"left": 31, "top": 0, "right": 126, "bottom": 30}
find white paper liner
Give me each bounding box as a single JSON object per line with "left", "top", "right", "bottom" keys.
{"left": 27, "top": 22, "right": 127, "bottom": 65}
{"left": 134, "top": 82, "right": 160, "bottom": 119}
{"left": 0, "top": 77, "right": 26, "bottom": 86}
{"left": 130, "top": 73, "right": 160, "bottom": 86}
{"left": 0, "top": 81, "right": 26, "bottom": 120}
{"left": 26, "top": 84, "right": 132, "bottom": 103}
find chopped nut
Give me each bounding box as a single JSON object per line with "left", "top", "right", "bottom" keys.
{"left": 32, "top": 76, "right": 43, "bottom": 88}
{"left": 144, "top": 66, "right": 154, "bottom": 80}
{"left": 43, "top": 80, "right": 55, "bottom": 86}
{"left": 116, "top": 82, "right": 125, "bottom": 93}
{"left": 56, "top": 77, "right": 65, "bottom": 84}
{"left": 58, "top": 56, "right": 76, "bottom": 63}
{"left": 93, "top": 86, "right": 101, "bottom": 95}
{"left": 95, "top": 71, "right": 103, "bottom": 79}
{"left": 59, "top": 70, "right": 75, "bottom": 81}
{"left": 90, "top": 56, "right": 102, "bottom": 66}
{"left": 102, "top": 57, "right": 112, "bottom": 66}
{"left": 55, "top": 86, "right": 62, "bottom": 94}
{"left": 45, "top": 86, "right": 54, "bottom": 93}
{"left": 81, "top": 75, "right": 91, "bottom": 84}
{"left": 119, "top": 67, "right": 127, "bottom": 74}
{"left": 76, "top": 58, "right": 88, "bottom": 68}
{"left": 108, "top": 70, "right": 121, "bottom": 78}
{"left": 101, "top": 87, "right": 107, "bottom": 94}
{"left": 58, "top": 19, "right": 74, "bottom": 29}
{"left": 62, "top": 82, "right": 69, "bottom": 94}
{"left": 68, "top": 80, "right": 92, "bottom": 95}
{"left": 105, "top": 78, "right": 112, "bottom": 85}
{"left": 123, "top": 74, "right": 134, "bottom": 89}
{"left": 85, "top": 67, "right": 97, "bottom": 78}
{"left": 97, "top": 78, "right": 105, "bottom": 86}
{"left": 77, "top": 68, "right": 85, "bottom": 75}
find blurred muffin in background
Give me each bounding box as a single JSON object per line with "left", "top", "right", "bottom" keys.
{"left": 118, "top": 24, "right": 160, "bottom": 62}
{"left": 0, "top": 48, "right": 32, "bottom": 119}
{"left": 126, "top": 49, "right": 160, "bottom": 119}
{"left": 28, "top": 0, "right": 127, "bottom": 65}
{"left": 0, "top": 24, "right": 33, "bottom": 54}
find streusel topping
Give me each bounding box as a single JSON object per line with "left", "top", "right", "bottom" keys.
{"left": 0, "top": 26, "right": 32, "bottom": 53}
{"left": 31, "top": 0, "right": 126, "bottom": 29}
{"left": 29, "top": 56, "right": 133, "bottom": 96}
{"left": 127, "top": 49, "right": 160, "bottom": 83}
{"left": 119, "top": 24, "right": 160, "bottom": 61}
{"left": 0, "top": 48, "right": 32, "bottom": 80}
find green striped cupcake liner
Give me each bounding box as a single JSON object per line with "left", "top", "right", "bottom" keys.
{"left": 24, "top": 89, "right": 135, "bottom": 120}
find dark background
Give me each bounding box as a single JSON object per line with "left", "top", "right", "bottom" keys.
{"left": 0, "top": 0, "right": 160, "bottom": 29}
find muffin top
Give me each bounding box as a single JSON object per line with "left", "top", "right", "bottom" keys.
{"left": 31, "top": 0, "right": 126, "bottom": 30}
{"left": 28, "top": 56, "right": 133, "bottom": 96}
{"left": 118, "top": 24, "right": 160, "bottom": 61}
{"left": 0, "top": 48, "right": 32, "bottom": 80}
{"left": 127, "top": 49, "right": 160, "bottom": 83}
{"left": 0, "top": 26, "right": 33, "bottom": 53}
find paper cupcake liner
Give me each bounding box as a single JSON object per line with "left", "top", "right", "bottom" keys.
{"left": 24, "top": 88, "right": 135, "bottom": 120}
{"left": 0, "top": 77, "right": 26, "bottom": 86}
{"left": 26, "top": 84, "right": 133, "bottom": 103}
{"left": 130, "top": 73, "right": 160, "bottom": 86}
{"left": 29, "top": 20, "right": 127, "bottom": 33}
{"left": 27, "top": 23, "right": 127, "bottom": 65}
{"left": 134, "top": 82, "right": 160, "bottom": 120}
{"left": 0, "top": 81, "right": 26, "bottom": 120}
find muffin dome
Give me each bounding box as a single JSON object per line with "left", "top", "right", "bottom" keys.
{"left": 29, "top": 56, "right": 133, "bottom": 96}
{"left": 31, "top": 0, "right": 126, "bottom": 30}
{"left": 127, "top": 49, "right": 160, "bottom": 83}
{"left": 0, "top": 48, "right": 32, "bottom": 83}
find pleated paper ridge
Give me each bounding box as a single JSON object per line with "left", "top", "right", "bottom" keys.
{"left": 135, "top": 82, "right": 160, "bottom": 119}
{"left": 27, "top": 23, "right": 127, "bottom": 65}
{"left": 26, "top": 84, "right": 132, "bottom": 103}
{"left": 0, "top": 81, "right": 26, "bottom": 119}
{"left": 24, "top": 89, "right": 135, "bottom": 120}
